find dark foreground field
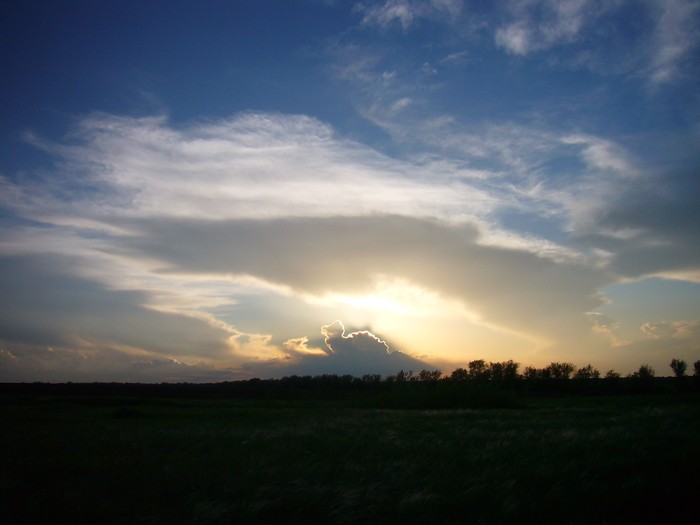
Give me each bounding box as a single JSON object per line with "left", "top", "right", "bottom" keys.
{"left": 1, "top": 392, "right": 698, "bottom": 524}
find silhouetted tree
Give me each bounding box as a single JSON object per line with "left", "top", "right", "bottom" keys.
{"left": 574, "top": 364, "right": 600, "bottom": 380}
{"left": 546, "top": 362, "right": 576, "bottom": 380}
{"left": 670, "top": 359, "right": 687, "bottom": 378}
{"left": 603, "top": 369, "right": 622, "bottom": 392}
{"left": 670, "top": 359, "right": 687, "bottom": 390}
{"left": 394, "top": 370, "right": 414, "bottom": 382}
{"left": 489, "top": 360, "right": 520, "bottom": 386}
{"left": 505, "top": 360, "right": 520, "bottom": 380}
{"left": 481, "top": 360, "right": 519, "bottom": 388}
{"left": 417, "top": 369, "right": 442, "bottom": 382}
{"left": 450, "top": 368, "right": 469, "bottom": 382}
{"left": 630, "top": 364, "right": 655, "bottom": 392}
{"left": 635, "top": 364, "right": 655, "bottom": 379}
{"left": 694, "top": 360, "right": 700, "bottom": 376}
{"left": 468, "top": 360, "right": 490, "bottom": 382}
{"left": 523, "top": 366, "right": 541, "bottom": 381}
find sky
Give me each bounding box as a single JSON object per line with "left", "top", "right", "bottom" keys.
{"left": 1, "top": 0, "right": 699, "bottom": 382}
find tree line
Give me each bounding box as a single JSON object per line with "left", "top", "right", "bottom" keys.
{"left": 2, "top": 358, "right": 698, "bottom": 408}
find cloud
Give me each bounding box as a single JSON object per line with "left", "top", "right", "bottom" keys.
{"left": 572, "top": 163, "right": 700, "bottom": 280}
{"left": 440, "top": 50, "right": 470, "bottom": 65}
{"left": 6, "top": 111, "right": 628, "bottom": 264}
{"left": 0, "top": 254, "right": 235, "bottom": 356}
{"left": 404, "top": 118, "right": 699, "bottom": 282}
{"left": 1, "top": 112, "right": 618, "bottom": 377}
{"left": 495, "top": 0, "right": 598, "bottom": 55}
{"left": 599, "top": 318, "right": 700, "bottom": 373}
{"left": 282, "top": 336, "right": 328, "bottom": 356}
{"left": 647, "top": 0, "right": 700, "bottom": 86}
{"left": 115, "top": 214, "right": 612, "bottom": 348}
{"left": 6, "top": 112, "right": 484, "bottom": 224}
{"left": 357, "top": 0, "right": 462, "bottom": 30}
{"left": 0, "top": 342, "right": 240, "bottom": 383}
{"left": 0, "top": 253, "right": 286, "bottom": 381}
{"left": 641, "top": 320, "right": 700, "bottom": 340}
{"left": 587, "top": 312, "right": 624, "bottom": 345}
{"left": 495, "top": 23, "right": 531, "bottom": 55}
{"left": 322, "top": 320, "right": 390, "bottom": 354}
{"left": 492, "top": 0, "right": 699, "bottom": 87}
{"left": 560, "top": 134, "right": 637, "bottom": 176}
{"left": 248, "top": 320, "right": 428, "bottom": 377}
{"left": 2, "top": 110, "right": 697, "bottom": 380}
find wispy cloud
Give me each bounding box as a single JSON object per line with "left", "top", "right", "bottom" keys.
{"left": 0, "top": 342, "right": 241, "bottom": 383}
{"left": 8, "top": 112, "right": 581, "bottom": 251}
{"left": 492, "top": 0, "right": 699, "bottom": 86}
{"left": 568, "top": 135, "right": 636, "bottom": 173}
{"left": 3, "top": 111, "right": 672, "bottom": 272}
{"left": 641, "top": 320, "right": 700, "bottom": 340}
{"left": 356, "top": 0, "right": 463, "bottom": 30}
{"left": 647, "top": 0, "right": 700, "bottom": 86}
{"left": 495, "top": 0, "right": 600, "bottom": 56}
{"left": 586, "top": 311, "right": 625, "bottom": 346}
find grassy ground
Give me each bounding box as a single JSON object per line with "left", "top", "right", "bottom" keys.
{"left": 1, "top": 394, "right": 698, "bottom": 524}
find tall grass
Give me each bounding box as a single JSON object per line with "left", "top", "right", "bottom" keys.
{"left": 1, "top": 393, "right": 698, "bottom": 523}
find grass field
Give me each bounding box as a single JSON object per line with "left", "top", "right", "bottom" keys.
{"left": 1, "top": 393, "right": 698, "bottom": 524}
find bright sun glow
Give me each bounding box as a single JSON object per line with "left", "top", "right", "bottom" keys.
{"left": 307, "top": 276, "right": 469, "bottom": 319}
{"left": 298, "top": 275, "right": 548, "bottom": 366}
{"left": 336, "top": 293, "right": 411, "bottom": 314}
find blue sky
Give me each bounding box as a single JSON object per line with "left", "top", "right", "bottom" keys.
{"left": 1, "top": 0, "right": 699, "bottom": 382}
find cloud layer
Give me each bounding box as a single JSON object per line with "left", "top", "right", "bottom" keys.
{"left": 1, "top": 108, "right": 698, "bottom": 379}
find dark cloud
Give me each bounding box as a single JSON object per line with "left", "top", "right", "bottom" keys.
{"left": 244, "top": 320, "right": 429, "bottom": 378}
{"left": 0, "top": 252, "right": 436, "bottom": 380}
{"left": 0, "top": 254, "right": 239, "bottom": 380}
{"left": 322, "top": 320, "right": 389, "bottom": 355}
{"left": 574, "top": 165, "right": 700, "bottom": 279}
{"left": 0, "top": 344, "right": 239, "bottom": 383}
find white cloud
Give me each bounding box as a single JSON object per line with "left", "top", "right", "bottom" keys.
{"left": 8, "top": 112, "right": 486, "bottom": 224}
{"left": 357, "top": 0, "right": 463, "bottom": 30}
{"left": 560, "top": 134, "right": 638, "bottom": 176}
{"left": 493, "top": 0, "right": 700, "bottom": 87}
{"left": 587, "top": 311, "right": 625, "bottom": 345}
{"left": 389, "top": 96, "right": 413, "bottom": 114}
{"left": 5, "top": 111, "right": 661, "bottom": 270}
{"left": 597, "top": 318, "right": 700, "bottom": 374}
{"left": 495, "top": 23, "right": 532, "bottom": 55}
{"left": 440, "top": 50, "right": 470, "bottom": 65}
{"left": 282, "top": 336, "right": 328, "bottom": 356}
{"left": 641, "top": 320, "right": 700, "bottom": 340}
{"left": 647, "top": 0, "right": 700, "bottom": 85}
{"left": 495, "top": 0, "right": 597, "bottom": 55}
